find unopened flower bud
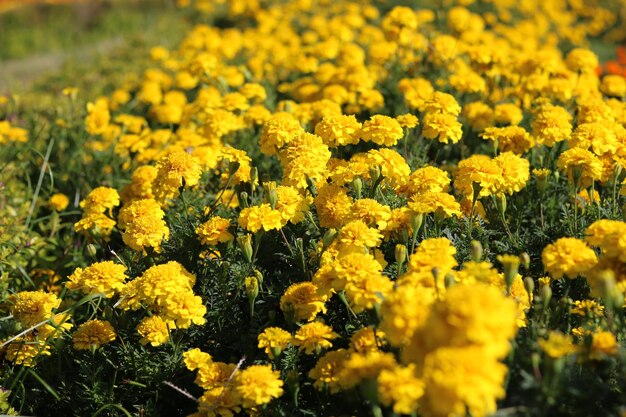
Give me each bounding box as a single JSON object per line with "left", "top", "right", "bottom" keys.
{"left": 263, "top": 181, "right": 277, "bottom": 209}
{"left": 250, "top": 167, "right": 258, "bottom": 187}
{"left": 470, "top": 240, "right": 483, "bottom": 262}
{"left": 228, "top": 160, "right": 241, "bottom": 176}
{"left": 322, "top": 228, "right": 337, "bottom": 248}
{"left": 352, "top": 177, "right": 363, "bottom": 199}
{"left": 444, "top": 272, "right": 456, "bottom": 288}
{"left": 497, "top": 254, "right": 520, "bottom": 294}
{"left": 520, "top": 252, "right": 530, "bottom": 270}
{"left": 496, "top": 193, "right": 507, "bottom": 217}
{"left": 239, "top": 191, "right": 249, "bottom": 208}
{"left": 394, "top": 244, "right": 407, "bottom": 266}
{"left": 540, "top": 284, "right": 552, "bottom": 308}
{"left": 237, "top": 234, "right": 253, "bottom": 263}
{"left": 86, "top": 244, "right": 98, "bottom": 258}
{"left": 245, "top": 276, "right": 259, "bottom": 317}
{"left": 410, "top": 212, "right": 423, "bottom": 234}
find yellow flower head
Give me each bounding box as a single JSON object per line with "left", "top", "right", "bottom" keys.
{"left": 542, "top": 237, "right": 598, "bottom": 279}
{"left": 67, "top": 261, "right": 128, "bottom": 298}
{"left": 258, "top": 327, "right": 292, "bottom": 359}
{"left": 293, "top": 321, "right": 338, "bottom": 355}
{"left": 234, "top": 365, "right": 284, "bottom": 408}
{"left": 73, "top": 319, "right": 116, "bottom": 350}
{"left": 137, "top": 315, "right": 170, "bottom": 346}
{"left": 49, "top": 193, "right": 70, "bottom": 211}
{"left": 196, "top": 216, "right": 234, "bottom": 246}
{"left": 280, "top": 282, "right": 327, "bottom": 322}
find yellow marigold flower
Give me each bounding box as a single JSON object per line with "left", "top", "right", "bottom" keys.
{"left": 234, "top": 365, "right": 283, "bottom": 408}
{"left": 259, "top": 112, "right": 304, "bottom": 155}
{"left": 293, "top": 321, "right": 338, "bottom": 355}
{"left": 244, "top": 104, "right": 272, "bottom": 126}
{"left": 49, "top": 193, "right": 70, "bottom": 211}
{"left": 422, "top": 112, "right": 463, "bottom": 144}
{"left": 137, "top": 315, "right": 170, "bottom": 346}
{"left": 380, "top": 285, "right": 436, "bottom": 347}
{"left": 481, "top": 126, "right": 534, "bottom": 155}
{"left": 162, "top": 291, "right": 207, "bottom": 328}
{"left": 183, "top": 348, "right": 213, "bottom": 371}
{"left": 345, "top": 273, "right": 393, "bottom": 314}
{"left": 396, "top": 113, "right": 419, "bottom": 128}
{"left": 9, "top": 291, "right": 61, "bottom": 327}
{"left": 585, "top": 219, "right": 626, "bottom": 261}
{"left": 275, "top": 186, "right": 310, "bottom": 225}
{"left": 67, "top": 261, "right": 128, "bottom": 298}
{"left": 350, "top": 327, "right": 385, "bottom": 353}
{"left": 337, "top": 350, "right": 397, "bottom": 390}
{"left": 153, "top": 150, "right": 202, "bottom": 203}
{"left": 79, "top": 186, "right": 120, "bottom": 214}
{"left": 454, "top": 154, "right": 504, "bottom": 198}
{"left": 539, "top": 331, "right": 577, "bottom": 358}
{"left": 336, "top": 220, "right": 382, "bottom": 252}
{"left": 118, "top": 199, "right": 170, "bottom": 252}
{"left": 313, "top": 252, "right": 383, "bottom": 296}
{"left": 238, "top": 204, "right": 283, "bottom": 233}
{"left": 400, "top": 166, "right": 450, "bottom": 196}
{"left": 197, "top": 386, "right": 242, "bottom": 416}
{"left": 73, "top": 319, "right": 116, "bottom": 350}
{"left": 196, "top": 216, "right": 234, "bottom": 246}
{"left": 365, "top": 148, "right": 411, "bottom": 191}
{"left": 463, "top": 101, "right": 494, "bottom": 132}
{"left": 308, "top": 348, "right": 350, "bottom": 393}
{"left": 494, "top": 152, "right": 530, "bottom": 195}
{"left": 420, "top": 346, "right": 508, "bottom": 417}
{"left": 217, "top": 147, "right": 253, "bottom": 185}
{"left": 85, "top": 101, "right": 110, "bottom": 135}
{"left": 571, "top": 300, "right": 604, "bottom": 317}
{"left": 399, "top": 77, "right": 434, "bottom": 111}
{"left": 425, "top": 91, "right": 461, "bottom": 116}
{"left": 314, "top": 114, "right": 362, "bottom": 147}
{"left": 456, "top": 261, "right": 501, "bottom": 285}
{"left": 74, "top": 212, "right": 116, "bottom": 237}
{"left": 570, "top": 122, "right": 619, "bottom": 156}
{"left": 348, "top": 199, "right": 391, "bottom": 229}
{"left": 278, "top": 132, "right": 331, "bottom": 189}
{"left": 590, "top": 331, "right": 619, "bottom": 359}
{"left": 407, "top": 237, "right": 458, "bottom": 277}
{"left": 196, "top": 361, "right": 236, "bottom": 391}
{"left": 360, "top": 115, "right": 403, "bottom": 146}
{"left": 377, "top": 365, "right": 424, "bottom": 415}
{"left": 280, "top": 282, "right": 327, "bottom": 322}
{"left": 121, "top": 165, "right": 158, "bottom": 203}
{"left": 494, "top": 103, "right": 523, "bottom": 125}
{"left": 407, "top": 191, "right": 462, "bottom": 218}
{"left": 413, "top": 283, "right": 518, "bottom": 360}
{"left": 565, "top": 48, "right": 599, "bottom": 73}
{"left": 258, "top": 327, "right": 292, "bottom": 359}
{"left": 4, "top": 335, "right": 51, "bottom": 366}
{"left": 601, "top": 75, "right": 626, "bottom": 97}
{"left": 542, "top": 237, "right": 598, "bottom": 279}
{"left": 531, "top": 104, "right": 572, "bottom": 147}
{"left": 314, "top": 183, "right": 353, "bottom": 229}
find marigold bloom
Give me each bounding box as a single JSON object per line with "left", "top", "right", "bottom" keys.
{"left": 280, "top": 282, "right": 327, "bottom": 322}
{"left": 118, "top": 199, "right": 170, "bottom": 252}
{"left": 234, "top": 365, "right": 283, "bottom": 408}
{"left": 532, "top": 104, "right": 572, "bottom": 147}
{"left": 275, "top": 186, "right": 310, "bottom": 225}
{"left": 79, "top": 187, "right": 120, "bottom": 214}
{"left": 400, "top": 166, "right": 450, "bottom": 196}
{"left": 183, "top": 348, "right": 213, "bottom": 371}
{"left": 542, "top": 237, "right": 598, "bottom": 279}
{"left": 314, "top": 183, "right": 353, "bottom": 229}
{"left": 336, "top": 350, "right": 397, "bottom": 389}
{"left": 494, "top": 152, "right": 530, "bottom": 195}
{"left": 49, "top": 193, "right": 70, "bottom": 211}
{"left": 238, "top": 204, "right": 283, "bottom": 233}
{"left": 137, "top": 315, "right": 170, "bottom": 346}
{"left": 422, "top": 112, "right": 463, "bottom": 144}
{"left": 360, "top": 115, "right": 403, "bottom": 146}
{"left": 259, "top": 112, "right": 304, "bottom": 155}
{"left": 481, "top": 126, "right": 534, "bottom": 155}
{"left": 67, "top": 261, "right": 128, "bottom": 298}
{"left": 377, "top": 365, "right": 424, "bottom": 415}
{"left": 153, "top": 150, "right": 202, "bottom": 203}
{"left": 585, "top": 219, "right": 626, "bottom": 261}
{"left": 258, "top": 327, "right": 292, "bottom": 359}
{"left": 420, "top": 346, "right": 508, "bottom": 417}
{"left": 408, "top": 191, "right": 461, "bottom": 217}
{"left": 9, "top": 291, "right": 61, "bottom": 327}
{"left": 73, "top": 319, "right": 116, "bottom": 350}
{"left": 314, "top": 114, "right": 362, "bottom": 147}
{"left": 336, "top": 220, "right": 382, "bottom": 252}
{"left": 539, "top": 331, "right": 577, "bottom": 358}
{"left": 293, "top": 321, "right": 338, "bottom": 354}
{"left": 454, "top": 154, "right": 504, "bottom": 198}
{"left": 196, "top": 216, "right": 234, "bottom": 246}
{"left": 380, "top": 285, "right": 436, "bottom": 347}
{"left": 308, "top": 348, "right": 350, "bottom": 393}
{"left": 590, "top": 331, "right": 619, "bottom": 359}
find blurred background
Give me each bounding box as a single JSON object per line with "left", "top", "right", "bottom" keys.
{"left": 0, "top": 0, "right": 186, "bottom": 94}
